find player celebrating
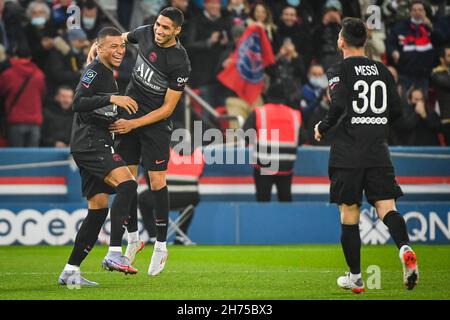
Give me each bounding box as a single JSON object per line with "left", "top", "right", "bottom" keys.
{"left": 58, "top": 27, "right": 140, "bottom": 287}
{"left": 88, "top": 7, "right": 190, "bottom": 276}
{"left": 314, "top": 18, "right": 419, "bottom": 293}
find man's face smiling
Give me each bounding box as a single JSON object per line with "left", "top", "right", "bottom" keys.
{"left": 154, "top": 15, "right": 180, "bottom": 47}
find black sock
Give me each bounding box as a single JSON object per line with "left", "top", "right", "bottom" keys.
{"left": 151, "top": 186, "right": 169, "bottom": 242}
{"left": 341, "top": 224, "right": 361, "bottom": 275}
{"left": 383, "top": 211, "right": 410, "bottom": 249}
{"left": 127, "top": 193, "right": 138, "bottom": 233}
{"left": 138, "top": 189, "right": 156, "bottom": 239}
{"left": 68, "top": 208, "right": 108, "bottom": 266}
{"left": 110, "top": 180, "right": 138, "bottom": 246}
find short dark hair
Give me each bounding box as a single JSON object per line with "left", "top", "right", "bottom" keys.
{"left": 159, "top": 7, "right": 184, "bottom": 27}
{"left": 97, "top": 27, "right": 122, "bottom": 42}
{"left": 341, "top": 17, "right": 367, "bottom": 48}
{"left": 407, "top": 86, "right": 424, "bottom": 100}
{"left": 409, "top": 0, "right": 425, "bottom": 10}
{"left": 439, "top": 45, "right": 450, "bottom": 58}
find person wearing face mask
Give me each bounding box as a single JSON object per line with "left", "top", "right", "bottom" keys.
{"left": 300, "top": 64, "right": 328, "bottom": 125}
{"left": 391, "top": 87, "right": 441, "bottom": 146}
{"left": 387, "top": 0, "right": 439, "bottom": 98}
{"left": 45, "top": 28, "right": 88, "bottom": 95}
{"left": 307, "top": 88, "right": 334, "bottom": 145}
{"left": 81, "top": 0, "right": 105, "bottom": 42}
{"left": 24, "top": 1, "right": 57, "bottom": 70}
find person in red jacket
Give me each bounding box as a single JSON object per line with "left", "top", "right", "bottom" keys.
{"left": 0, "top": 46, "right": 46, "bottom": 147}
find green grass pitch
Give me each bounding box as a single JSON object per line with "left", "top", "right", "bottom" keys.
{"left": 0, "top": 244, "right": 449, "bottom": 300}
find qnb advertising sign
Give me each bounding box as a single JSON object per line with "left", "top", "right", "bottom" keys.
{"left": 0, "top": 205, "right": 449, "bottom": 245}
{"left": 359, "top": 207, "right": 450, "bottom": 245}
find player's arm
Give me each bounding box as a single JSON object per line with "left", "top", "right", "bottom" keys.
{"left": 315, "top": 65, "right": 346, "bottom": 140}
{"left": 109, "top": 88, "right": 182, "bottom": 133}
{"left": 73, "top": 69, "right": 137, "bottom": 114}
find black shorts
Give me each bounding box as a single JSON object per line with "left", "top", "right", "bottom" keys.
{"left": 72, "top": 145, "right": 126, "bottom": 200}
{"left": 329, "top": 166, "right": 404, "bottom": 206}
{"left": 115, "top": 120, "right": 172, "bottom": 171}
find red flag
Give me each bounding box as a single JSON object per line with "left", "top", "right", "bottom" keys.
{"left": 217, "top": 24, "right": 275, "bottom": 105}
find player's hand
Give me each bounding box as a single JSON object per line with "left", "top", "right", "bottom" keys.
{"left": 109, "top": 119, "right": 137, "bottom": 134}
{"left": 392, "top": 50, "right": 400, "bottom": 64}
{"left": 415, "top": 101, "right": 427, "bottom": 119}
{"left": 87, "top": 42, "right": 98, "bottom": 64}
{"left": 110, "top": 95, "right": 138, "bottom": 114}
{"left": 314, "top": 122, "right": 322, "bottom": 142}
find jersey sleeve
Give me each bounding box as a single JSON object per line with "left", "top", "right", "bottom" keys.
{"left": 72, "top": 65, "right": 111, "bottom": 112}
{"left": 167, "top": 51, "right": 191, "bottom": 92}
{"left": 385, "top": 68, "right": 403, "bottom": 124}
{"left": 318, "top": 63, "right": 347, "bottom": 135}
{"left": 127, "top": 25, "right": 150, "bottom": 44}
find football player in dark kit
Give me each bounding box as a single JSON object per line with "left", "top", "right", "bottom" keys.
{"left": 88, "top": 7, "right": 190, "bottom": 276}
{"left": 58, "top": 27, "right": 141, "bottom": 287}
{"left": 314, "top": 18, "right": 419, "bottom": 293}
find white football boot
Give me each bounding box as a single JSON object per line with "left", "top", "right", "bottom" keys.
{"left": 125, "top": 239, "right": 145, "bottom": 265}
{"left": 148, "top": 247, "right": 168, "bottom": 276}
{"left": 399, "top": 245, "right": 419, "bottom": 290}
{"left": 337, "top": 272, "right": 365, "bottom": 294}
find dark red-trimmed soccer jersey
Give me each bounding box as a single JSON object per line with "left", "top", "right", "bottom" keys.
{"left": 318, "top": 56, "right": 403, "bottom": 168}
{"left": 124, "top": 24, "right": 191, "bottom": 119}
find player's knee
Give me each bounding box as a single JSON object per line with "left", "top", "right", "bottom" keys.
{"left": 375, "top": 199, "right": 396, "bottom": 220}
{"left": 88, "top": 193, "right": 109, "bottom": 209}
{"left": 149, "top": 173, "right": 166, "bottom": 190}
{"left": 340, "top": 204, "right": 360, "bottom": 224}
{"left": 116, "top": 180, "right": 138, "bottom": 195}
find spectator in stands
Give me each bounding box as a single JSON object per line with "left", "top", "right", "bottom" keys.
{"left": 267, "top": 36, "right": 305, "bottom": 108}
{"left": 243, "top": 82, "right": 304, "bottom": 202}
{"left": 392, "top": 87, "right": 441, "bottom": 146}
{"left": 163, "top": 0, "right": 192, "bottom": 45}
{"left": 365, "top": 17, "right": 386, "bottom": 62}
{"left": 24, "top": 1, "right": 57, "bottom": 70}
{"left": 431, "top": 45, "right": 450, "bottom": 145}
{"left": 307, "top": 88, "right": 335, "bottom": 146}
{"left": 264, "top": 0, "right": 316, "bottom": 29}
{"left": 187, "top": 0, "right": 232, "bottom": 107}
{"left": 247, "top": 2, "right": 277, "bottom": 44}
{"left": 382, "top": 0, "right": 411, "bottom": 31}
{"left": 0, "top": 45, "right": 46, "bottom": 147}
{"left": 80, "top": 0, "right": 106, "bottom": 41}
{"left": 273, "top": 5, "right": 313, "bottom": 71}
{"left": 0, "top": 0, "right": 28, "bottom": 55}
{"left": 300, "top": 64, "right": 328, "bottom": 125}
{"left": 227, "top": 0, "right": 250, "bottom": 26}
{"left": 45, "top": 28, "right": 88, "bottom": 95}
{"left": 386, "top": 0, "right": 440, "bottom": 96}
{"left": 40, "top": 85, "right": 73, "bottom": 147}
{"left": 314, "top": 1, "right": 342, "bottom": 70}
{"left": 51, "top": 0, "right": 72, "bottom": 33}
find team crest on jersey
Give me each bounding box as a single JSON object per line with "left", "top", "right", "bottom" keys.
{"left": 112, "top": 153, "right": 122, "bottom": 162}
{"left": 328, "top": 76, "right": 340, "bottom": 90}
{"left": 149, "top": 51, "right": 157, "bottom": 62}
{"left": 81, "top": 69, "right": 97, "bottom": 84}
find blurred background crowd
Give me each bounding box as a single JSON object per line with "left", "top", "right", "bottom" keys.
{"left": 0, "top": 0, "right": 449, "bottom": 148}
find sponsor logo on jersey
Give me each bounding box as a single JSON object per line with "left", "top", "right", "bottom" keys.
{"left": 328, "top": 76, "right": 340, "bottom": 90}
{"left": 81, "top": 69, "right": 97, "bottom": 84}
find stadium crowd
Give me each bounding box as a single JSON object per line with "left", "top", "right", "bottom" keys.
{"left": 0, "top": 0, "right": 449, "bottom": 148}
